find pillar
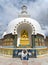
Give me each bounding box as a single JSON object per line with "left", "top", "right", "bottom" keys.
{"left": 13, "top": 34, "right": 17, "bottom": 58}
{"left": 13, "top": 34, "right": 17, "bottom": 48}
{"left": 31, "top": 35, "right": 37, "bottom": 58}
{"left": 31, "top": 35, "right": 36, "bottom": 48}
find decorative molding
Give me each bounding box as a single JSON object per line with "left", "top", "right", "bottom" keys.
{"left": 14, "top": 19, "right": 35, "bottom": 35}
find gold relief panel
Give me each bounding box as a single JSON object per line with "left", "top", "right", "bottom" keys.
{"left": 20, "top": 30, "right": 30, "bottom": 46}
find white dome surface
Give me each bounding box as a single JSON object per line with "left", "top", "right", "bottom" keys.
{"left": 6, "top": 17, "right": 42, "bottom": 35}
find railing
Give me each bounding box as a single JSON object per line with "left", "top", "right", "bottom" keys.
{"left": 0, "top": 48, "right": 13, "bottom": 57}
{"left": 0, "top": 47, "right": 48, "bottom": 58}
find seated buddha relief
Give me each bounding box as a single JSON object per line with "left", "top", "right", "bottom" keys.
{"left": 20, "top": 30, "right": 30, "bottom": 46}
{"left": 21, "top": 30, "right": 28, "bottom": 38}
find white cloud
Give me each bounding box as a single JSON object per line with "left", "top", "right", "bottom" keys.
{"left": 0, "top": 22, "right": 3, "bottom": 26}
{"left": 0, "top": 0, "right": 48, "bottom": 38}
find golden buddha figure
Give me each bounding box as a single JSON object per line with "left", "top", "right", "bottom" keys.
{"left": 21, "top": 30, "right": 28, "bottom": 38}
{"left": 20, "top": 30, "right": 30, "bottom": 46}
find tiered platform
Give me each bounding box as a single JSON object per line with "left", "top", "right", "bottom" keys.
{"left": 0, "top": 46, "right": 48, "bottom": 58}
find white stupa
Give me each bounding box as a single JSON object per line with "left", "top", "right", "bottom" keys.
{"left": 3, "top": 5, "right": 44, "bottom": 47}
{"left": 6, "top": 5, "right": 42, "bottom": 35}
{"left": 0, "top": 5, "right": 47, "bottom": 58}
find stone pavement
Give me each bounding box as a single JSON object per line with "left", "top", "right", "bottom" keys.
{"left": 0, "top": 55, "right": 48, "bottom": 65}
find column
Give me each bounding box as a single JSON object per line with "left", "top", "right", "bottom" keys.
{"left": 13, "top": 34, "right": 17, "bottom": 48}
{"left": 31, "top": 35, "right": 36, "bottom": 48}
{"left": 31, "top": 35, "right": 37, "bottom": 58}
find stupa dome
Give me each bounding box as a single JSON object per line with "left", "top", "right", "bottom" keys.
{"left": 6, "top": 17, "right": 41, "bottom": 35}
{"left": 4, "top": 5, "right": 43, "bottom": 36}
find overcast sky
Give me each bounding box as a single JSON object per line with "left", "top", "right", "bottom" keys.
{"left": 0, "top": 0, "right": 48, "bottom": 38}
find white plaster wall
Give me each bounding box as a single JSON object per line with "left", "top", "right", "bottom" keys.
{"left": 6, "top": 17, "right": 42, "bottom": 35}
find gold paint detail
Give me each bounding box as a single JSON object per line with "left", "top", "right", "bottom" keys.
{"left": 20, "top": 30, "right": 30, "bottom": 46}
